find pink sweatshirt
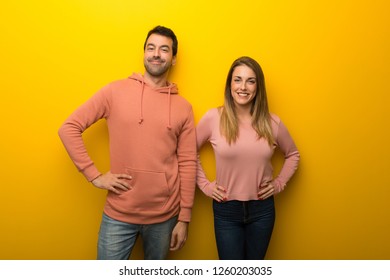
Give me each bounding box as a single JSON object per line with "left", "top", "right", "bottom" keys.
{"left": 196, "top": 108, "right": 300, "bottom": 200}
{"left": 58, "top": 73, "right": 197, "bottom": 224}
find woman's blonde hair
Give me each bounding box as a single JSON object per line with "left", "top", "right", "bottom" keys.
{"left": 220, "top": 56, "right": 274, "bottom": 146}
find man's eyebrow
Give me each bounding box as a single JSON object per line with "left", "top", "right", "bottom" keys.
{"left": 159, "top": 44, "right": 171, "bottom": 49}
{"left": 146, "top": 43, "right": 171, "bottom": 49}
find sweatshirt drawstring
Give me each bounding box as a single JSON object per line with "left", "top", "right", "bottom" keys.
{"left": 167, "top": 87, "right": 172, "bottom": 130}
{"left": 131, "top": 73, "right": 175, "bottom": 130}
{"left": 139, "top": 79, "right": 145, "bottom": 124}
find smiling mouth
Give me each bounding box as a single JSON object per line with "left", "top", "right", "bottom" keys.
{"left": 237, "top": 92, "right": 249, "bottom": 97}
{"left": 149, "top": 59, "right": 164, "bottom": 64}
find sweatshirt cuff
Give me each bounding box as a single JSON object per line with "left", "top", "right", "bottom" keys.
{"left": 82, "top": 165, "right": 101, "bottom": 182}
{"left": 178, "top": 207, "right": 192, "bottom": 223}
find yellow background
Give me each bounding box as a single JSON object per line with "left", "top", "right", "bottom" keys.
{"left": 1, "top": 0, "right": 389, "bottom": 259}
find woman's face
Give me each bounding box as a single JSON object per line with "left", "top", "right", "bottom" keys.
{"left": 230, "top": 65, "right": 257, "bottom": 108}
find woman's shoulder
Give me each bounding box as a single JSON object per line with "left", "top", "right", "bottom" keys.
{"left": 203, "top": 107, "right": 221, "bottom": 119}
{"left": 197, "top": 107, "right": 221, "bottom": 129}
{"left": 270, "top": 112, "right": 281, "bottom": 124}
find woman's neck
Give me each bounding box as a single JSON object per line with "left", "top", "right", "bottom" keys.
{"left": 235, "top": 105, "right": 252, "bottom": 122}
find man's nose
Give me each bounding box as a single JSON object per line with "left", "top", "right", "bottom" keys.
{"left": 153, "top": 49, "right": 160, "bottom": 58}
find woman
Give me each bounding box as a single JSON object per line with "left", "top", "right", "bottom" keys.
{"left": 196, "top": 56, "right": 300, "bottom": 259}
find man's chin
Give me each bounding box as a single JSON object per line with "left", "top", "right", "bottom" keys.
{"left": 145, "top": 66, "right": 170, "bottom": 77}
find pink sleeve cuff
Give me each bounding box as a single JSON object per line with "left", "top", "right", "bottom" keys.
{"left": 201, "top": 180, "right": 216, "bottom": 198}
{"left": 272, "top": 179, "right": 286, "bottom": 195}
{"left": 178, "top": 207, "right": 192, "bottom": 222}
{"left": 82, "top": 165, "right": 102, "bottom": 182}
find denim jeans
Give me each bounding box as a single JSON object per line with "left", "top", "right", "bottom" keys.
{"left": 97, "top": 212, "right": 177, "bottom": 260}
{"left": 213, "top": 197, "right": 275, "bottom": 260}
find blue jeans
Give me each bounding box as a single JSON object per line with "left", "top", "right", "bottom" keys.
{"left": 97, "top": 212, "right": 177, "bottom": 260}
{"left": 213, "top": 197, "right": 275, "bottom": 260}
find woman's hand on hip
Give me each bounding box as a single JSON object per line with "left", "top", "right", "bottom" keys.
{"left": 212, "top": 184, "right": 228, "bottom": 202}
{"left": 258, "top": 183, "right": 274, "bottom": 200}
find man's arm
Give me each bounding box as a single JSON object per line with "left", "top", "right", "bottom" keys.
{"left": 175, "top": 106, "right": 197, "bottom": 222}
{"left": 58, "top": 84, "right": 110, "bottom": 181}
{"left": 169, "top": 106, "right": 196, "bottom": 249}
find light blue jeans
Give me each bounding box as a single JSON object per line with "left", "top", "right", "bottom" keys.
{"left": 97, "top": 212, "right": 177, "bottom": 260}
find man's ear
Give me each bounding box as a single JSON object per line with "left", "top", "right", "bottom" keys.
{"left": 172, "top": 56, "right": 177, "bottom": 66}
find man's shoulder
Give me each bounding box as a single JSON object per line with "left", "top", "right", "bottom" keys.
{"left": 107, "top": 78, "right": 134, "bottom": 87}
{"left": 99, "top": 78, "right": 139, "bottom": 95}
{"left": 172, "top": 94, "right": 193, "bottom": 109}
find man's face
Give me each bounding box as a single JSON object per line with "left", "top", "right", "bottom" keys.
{"left": 144, "top": 34, "right": 176, "bottom": 77}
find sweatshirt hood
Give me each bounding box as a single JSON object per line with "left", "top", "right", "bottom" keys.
{"left": 128, "top": 73, "right": 178, "bottom": 129}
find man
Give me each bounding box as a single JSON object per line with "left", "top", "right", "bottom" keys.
{"left": 58, "top": 26, "right": 196, "bottom": 260}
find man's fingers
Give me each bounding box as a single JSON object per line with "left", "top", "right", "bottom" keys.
{"left": 110, "top": 187, "right": 121, "bottom": 195}
{"left": 118, "top": 174, "right": 133, "bottom": 180}
{"left": 114, "top": 174, "right": 132, "bottom": 189}
{"left": 93, "top": 172, "right": 133, "bottom": 193}
{"left": 170, "top": 234, "right": 177, "bottom": 250}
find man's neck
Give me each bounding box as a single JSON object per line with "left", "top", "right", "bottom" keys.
{"left": 143, "top": 72, "right": 169, "bottom": 88}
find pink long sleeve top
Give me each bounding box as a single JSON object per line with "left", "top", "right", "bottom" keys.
{"left": 196, "top": 108, "right": 300, "bottom": 200}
